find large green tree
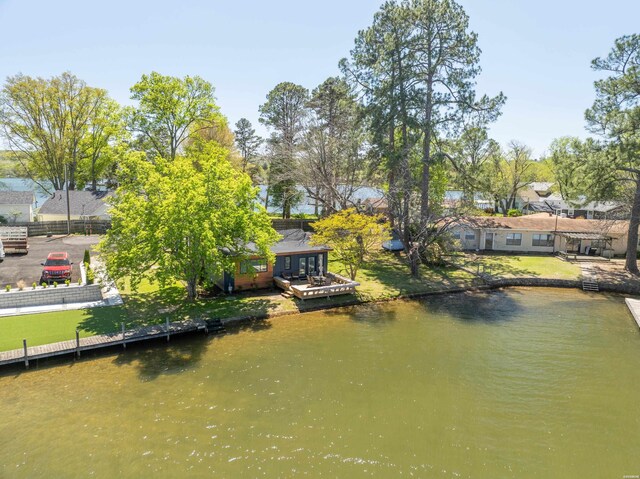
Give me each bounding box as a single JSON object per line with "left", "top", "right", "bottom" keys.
{"left": 128, "top": 72, "right": 221, "bottom": 161}
{"left": 342, "top": 0, "right": 504, "bottom": 274}
{"left": 99, "top": 142, "right": 279, "bottom": 300}
{"left": 259, "top": 82, "right": 308, "bottom": 218}
{"left": 301, "top": 77, "right": 372, "bottom": 214}
{"left": 585, "top": 34, "right": 640, "bottom": 273}
{"left": 233, "top": 118, "right": 262, "bottom": 173}
{"left": 0, "top": 72, "right": 119, "bottom": 191}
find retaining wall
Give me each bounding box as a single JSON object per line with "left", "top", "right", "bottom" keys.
{"left": 0, "top": 284, "right": 103, "bottom": 308}
{"left": 488, "top": 278, "right": 583, "bottom": 289}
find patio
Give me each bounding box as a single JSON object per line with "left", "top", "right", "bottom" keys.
{"left": 556, "top": 232, "right": 613, "bottom": 261}
{"left": 274, "top": 272, "right": 359, "bottom": 300}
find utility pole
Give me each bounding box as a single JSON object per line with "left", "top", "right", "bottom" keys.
{"left": 65, "top": 164, "right": 71, "bottom": 235}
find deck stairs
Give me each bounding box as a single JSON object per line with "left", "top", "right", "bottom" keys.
{"left": 281, "top": 290, "right": 294, "bottom": 299}
{"left": 582, "top": 280, "right": 599, "bottom": 292}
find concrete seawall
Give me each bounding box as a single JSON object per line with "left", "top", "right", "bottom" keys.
{"left": 0, "top": 284, "right": 103, "bottom": 309}
{"left": 625, "top": 298, "right": 640, "bottom": 330}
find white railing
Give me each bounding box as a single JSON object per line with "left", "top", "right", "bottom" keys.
{"left": 288, "top": 272, "right": 359, "bottom": 300}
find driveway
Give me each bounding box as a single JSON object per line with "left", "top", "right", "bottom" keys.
{"left": 0, "top": 235, "right": 101, "bottom": 287}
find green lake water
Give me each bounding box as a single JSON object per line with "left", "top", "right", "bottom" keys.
{"left": 1, "top": 288, "right": 640, "bottom": 478}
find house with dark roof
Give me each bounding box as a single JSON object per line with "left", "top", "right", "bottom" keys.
{"left": 38, "top": 190, "right": 113, "bottom": 221}
{"left": 0, "top": 191, "right": 36, "bottom": 222}
{"left": 521, "top": 195, "right": 627, "bottom": 220}
{"left": 216, "top": 229, "right": 332, "bottom": 292}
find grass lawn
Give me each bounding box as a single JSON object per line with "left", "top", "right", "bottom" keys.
{"left": 457, "top": 253, "right": 582, "bottom": 280}
{"left": 0, "top": 250, "right": 481, "bottom": 352}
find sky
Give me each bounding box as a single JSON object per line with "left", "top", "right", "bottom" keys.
{"left": 1, "top": 0, "right": 639, "bottom": 157}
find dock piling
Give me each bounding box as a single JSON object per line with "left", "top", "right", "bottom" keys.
{"left": 76, "top": 329, "right": 80, "bottom": 357}
{"left": 166, "top": 318, "right": 170, "bottom": 342}
{"left": 23, "top": 339, "right": 28, "bottom": 369}
{"left": 121, "top": 322, "right": 126, "bottom": 350}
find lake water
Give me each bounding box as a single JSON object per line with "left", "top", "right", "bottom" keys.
{"left": 1, "top": 288, "right": 639, "bottom": 478}
{"left": 258, "top": 185, "right": 382, "bottom": 215}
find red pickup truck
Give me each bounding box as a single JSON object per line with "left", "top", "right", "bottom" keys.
{"left": 41, "top": 252, "right": 73, "bottom": 283}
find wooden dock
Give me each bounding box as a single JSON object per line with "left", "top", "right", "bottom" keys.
{"left": 624, "top": 298, "right": 640, "bottom": 330}
{"left": 0, "top": 318, "right": 219, "bottom": 369}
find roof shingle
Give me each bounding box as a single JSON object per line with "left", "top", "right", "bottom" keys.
{"left": 38, "top": 190, "right": 112, "bottom": 216}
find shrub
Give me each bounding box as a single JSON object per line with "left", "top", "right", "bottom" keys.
{"left": 32, "top": 282, "right": 37, "bottom": 290}
{"left": 17, "top": 280, "right": 25, "bottom": 291}
{"left": 507, "top": 209, "right": 521, "bottom": 217}
{"left": 41, "top": 282, "right": 47, "bottom": 288}
{"left": 65, "top": 279, "right": 71, "bottom": 287}
{"left": 5, "top": 284, "right": 10, "bottom": 292}
{"left": 86, "top": 268, "right": 95, "bottom": 285}
{"left": 83, "top": 249, "right": 91, "bottom": 266}
{"left": 53, "top": 282, "right": 58, "bottom": 288}
{"left": 78, "top": 277, "right": 82, "bottom": 285}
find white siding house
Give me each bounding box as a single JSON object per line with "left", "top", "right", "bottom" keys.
{"left": 452, "top": 213, "right": 631, "bottom": 257}
{"left": 0, "top": 191, "right": 35, "bottom": 222}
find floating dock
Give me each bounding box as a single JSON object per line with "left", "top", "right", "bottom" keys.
{"left": 0, "top": 318, "right": 224, "bottom": 369}
{"left": 624, "top": 298, "right": 640, "bottom": 330}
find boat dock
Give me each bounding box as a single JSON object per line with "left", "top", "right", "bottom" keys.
{"left": 0, "top": 318, "right": 224, "bottom": 369}
{"left": 624, "top": 298, "right": 640, "bottom": 330}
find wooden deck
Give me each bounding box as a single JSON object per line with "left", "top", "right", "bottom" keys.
{"left": 0, "top": 318, "right": 212, "bottom": 368}
{"left": 274, "top": 272, "right": 359, "bottom": 300}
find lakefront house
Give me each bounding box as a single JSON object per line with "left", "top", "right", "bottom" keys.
{"left": 216, "top": 229, "right": 331, "bottom": 292}
{"left": 452, "top": 213, "right": 632, "bottom": 258}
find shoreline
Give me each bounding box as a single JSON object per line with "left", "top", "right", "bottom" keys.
{"left": 3, "top": 276, "right": 638, "bottom": 373}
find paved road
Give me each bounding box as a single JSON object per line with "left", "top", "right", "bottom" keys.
{"left": 0, "top": 235, "right": 101, "bottom": 287}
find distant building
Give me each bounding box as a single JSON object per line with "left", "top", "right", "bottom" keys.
{"left": 521, "top": 194, "right": 627, "bottom": 219}
{"left": 38, "top": 190, "right": 113, "bottom": 222}
{"left": 360, "top": 197, "right": 389, "bottom": 216}
{"left": 0, "top": 191, "right": 35, "bottom": 222}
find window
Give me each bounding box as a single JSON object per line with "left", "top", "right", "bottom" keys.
{"left": 308, "top": 256, "right": 316, "bottom": 274}
{"left": 506, "top": 233, "right": 522, "bottom": 246}
{"left": 299, "top": 257, "right": 306, "bottom": 276}
{"left": 453, "top": 231, "right": 461, "bottom": 240}
{"left": 284, "top": 256, "right": 291, "bottom": 270}
{"left": 568, "top": 208, "right": 575, "bottom": 217}
{"left": 464, "top": 232, "right": 475, "bottom": 241}
{"left": 240, "top": 258, "right": 267, "bottom": 274}
{"left": 532, "top": 234, "right": 554, "bottom": 247}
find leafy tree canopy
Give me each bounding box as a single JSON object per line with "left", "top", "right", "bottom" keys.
{"left": 311, "top": 208, "right": 390, "bottom": 280}
{"left": 99, "top": 142, "right": 279, "bottom": 299}
{"left": 128, "top": 72, "right": 222, "bottom": 161}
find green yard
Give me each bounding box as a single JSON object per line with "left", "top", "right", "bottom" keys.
{"left": 0, "top": 251, "right": 486, "bottom": 352}
{"left": 457, "top": 253, "right": 582, "bottom": 280}
{"left": 1, "top": 251, "right": 581, "bottom": 351}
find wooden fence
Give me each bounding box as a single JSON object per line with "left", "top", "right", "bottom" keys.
{"left": 7, "top": 220, "right": 112, "bottom": 237}
{"left": 271, "top": 219, "right": 315, "bottom": 232}
{"left": 7, "top": 218, "right": 313, "bottom": 237}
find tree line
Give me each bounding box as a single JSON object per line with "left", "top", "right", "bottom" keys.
{"left": 0, "top": 0, "right": 638, "bottom": 279}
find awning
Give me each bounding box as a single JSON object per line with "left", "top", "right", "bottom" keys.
{"left": 557, "top": 232, "right": 611, "bottom": 240}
